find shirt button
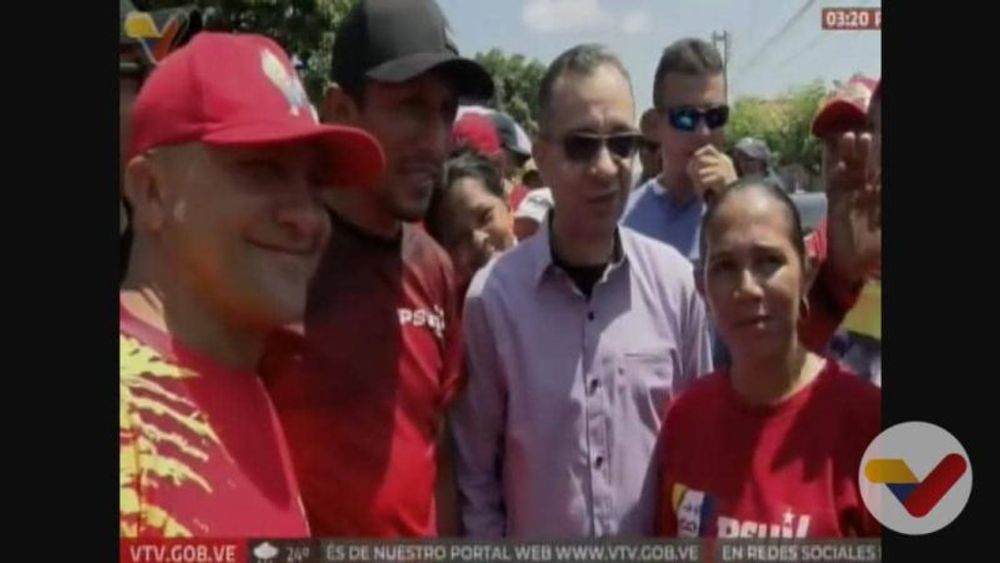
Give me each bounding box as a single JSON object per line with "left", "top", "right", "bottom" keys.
{"left": 595, "top": 455, "right": 604, "bottom": 468}
{"left": 588, "top": 311, "right": 595, "bottom": 321}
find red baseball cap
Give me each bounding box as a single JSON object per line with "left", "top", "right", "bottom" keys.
{"left": 452, "top": 113, "right": 502, "bottom": 158}
{"left": 129, "top": 32, "right": 385, "bottom": 189}
{"left": 811, "top": 74, "right": 878, "bottom": 138}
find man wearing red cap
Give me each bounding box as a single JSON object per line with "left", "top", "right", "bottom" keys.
{"left": 452, "top": 112, "right": 504, "bottom": 160}
{"left": 809, "top": 76, "right": 882, "bottom": 383}
{"left": 262, "top": 0, "right": 494, "bottom": 538}
{"left": 119, "top": 32, "right": 384, "bottom": 538}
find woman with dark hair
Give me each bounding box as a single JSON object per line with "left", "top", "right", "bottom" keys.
{"left": 659, "top": 179, "right": 880, "bottom": 538}
{"left": 426, "top": 149, "right": 515, "bottom": 292}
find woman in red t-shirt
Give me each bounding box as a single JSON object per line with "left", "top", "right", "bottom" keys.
{"left": 658, "top": 179, "right": 880, "bottom": 538}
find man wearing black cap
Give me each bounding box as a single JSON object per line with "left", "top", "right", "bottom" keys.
{"left": 262, "top": 0, "right": 494, "bottom": 538}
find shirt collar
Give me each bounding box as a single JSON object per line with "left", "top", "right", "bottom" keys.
{"left": 528, "top": 211, "right": 632, "bottom": 287}
{"left": 649, "top": 177, "right": 668, "bottom": 197}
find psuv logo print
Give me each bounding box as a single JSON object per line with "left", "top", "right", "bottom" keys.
{"left": 398, "top": 306, "right": 446, "bottom": 341}
{"left": 717, "top": 511, "right": 811, "bottom": 539}
{"left": 673, "top": 483, "right": 811, "bottom": 538}
{"left": 260, "top": 48, "right": 315, "bottom": 121}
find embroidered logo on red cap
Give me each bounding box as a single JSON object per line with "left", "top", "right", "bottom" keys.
{"left": 842, "top": 81, "right": 873, "bottom": 110}
{"left": 260, "top": 48, "right": 314, "bottom": 121}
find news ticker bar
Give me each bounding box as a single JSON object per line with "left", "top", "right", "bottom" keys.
{"left": 120, "top": 539, "right": 881, "bottom": 563}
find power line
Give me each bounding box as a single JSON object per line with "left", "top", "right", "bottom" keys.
{"left": 739, "top": 0, "right": 817, "bottom": 72}
{"left": 771, "top": 31, "right": 823, "bottom": 73}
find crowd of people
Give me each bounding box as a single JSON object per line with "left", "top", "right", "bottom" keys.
{"left": 119, "top": 0, "right": 882, "bottom": 540}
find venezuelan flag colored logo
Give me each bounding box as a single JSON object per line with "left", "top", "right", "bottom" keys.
{"left": 859, "top": 422, "right": 972, "bottom": 535}
{"left": 124, "top": 9, "right": 197, "bottom": 65}
{"left": 865, "top": 455, "right": 968, "bottom": 517}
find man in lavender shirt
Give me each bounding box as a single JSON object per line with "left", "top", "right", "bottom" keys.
{"left": 450, "top": 44, "right": 712, "bottom": 538}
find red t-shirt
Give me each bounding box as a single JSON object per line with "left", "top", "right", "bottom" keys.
{"left": 659, "top": 360, "right": 880, "bottom": 538}
{"left": 262, "top": 216, "right": 462, "bottom": 537}
{"left": 119, "top": 302, "right": 309, "bottom": 538}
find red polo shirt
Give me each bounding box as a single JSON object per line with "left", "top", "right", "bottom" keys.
{"left": 262, "top": 215, "right": 462, "bottom": 537}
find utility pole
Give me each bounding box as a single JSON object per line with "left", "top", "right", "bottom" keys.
{"left": 711, "top": 30, "right": 731, "bottom": 102}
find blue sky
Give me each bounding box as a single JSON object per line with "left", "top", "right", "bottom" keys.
{"left": 438, "top": 0, "right": 881, "bottom": 112}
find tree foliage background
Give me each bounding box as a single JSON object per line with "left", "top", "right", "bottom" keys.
{"left": 472, "top": 49, "right": 546, "bottom": 136}
{"left": 135, "top": 2, "right": 549, "bottom": 132}
{"left": 135, "top": 1, "right": 828, "bottom": 170}
{"left": 727, "top": 80, "right": 827, "bottom": 186}
{"left": 139, "top": 0, "right": 352, "bottom": 102}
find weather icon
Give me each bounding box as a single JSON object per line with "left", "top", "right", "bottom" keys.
{"left": 253, "top": 542, "right": 279, "bottom": 561}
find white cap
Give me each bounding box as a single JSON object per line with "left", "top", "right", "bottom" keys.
{"left": 514, "top": 188, "right": 554, "bottom": 223}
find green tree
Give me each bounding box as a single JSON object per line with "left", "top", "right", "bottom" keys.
{"left": 727, "top": 80, "right": 826, "bottom": 184}
{"left": 139, "top": 0, "right": 352, "bottom": 102}
{"left": 473, "top": 49, "right": 546, "bottom": 136}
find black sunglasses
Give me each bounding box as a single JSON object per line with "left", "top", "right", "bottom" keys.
{"left": 561, "top": 132, "right": 641, "bottom": 163}
{"left": 665, "top": 105, "right": 730, "bottom": 132}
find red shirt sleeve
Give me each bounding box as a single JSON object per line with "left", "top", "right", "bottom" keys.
{"left": 800, "top": 217, "right": 863, "bottom": 353}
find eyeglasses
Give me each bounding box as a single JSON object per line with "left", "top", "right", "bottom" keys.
{"left": 664, "top": 105, "right": 730, "bottom": 132}
{"left": 561, "top": 132, "right": 641, "bottom": 163}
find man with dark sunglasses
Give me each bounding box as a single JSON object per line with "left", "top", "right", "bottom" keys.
{"left": 624, "top": 38, "right": 870, "bottom": 357}
{"left": 622, "top": 38, "right": 735, "bottom": 263}
{"left": 451, "top": 44, "right": 712, "bottom": 538}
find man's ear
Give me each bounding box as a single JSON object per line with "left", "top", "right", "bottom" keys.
{"left": 123, "top": 154, "right": 168, "bottom": 234}
{"left": 322, "top": 82, "right": 361, "bottom": 125}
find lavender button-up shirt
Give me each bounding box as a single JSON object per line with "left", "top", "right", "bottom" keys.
{"left": 450, "top": 222, "right": 712, "bottom": 538}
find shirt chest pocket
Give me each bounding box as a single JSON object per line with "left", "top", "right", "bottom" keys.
{"left": 618, "top": 349, "right": 677, "bottom": 427}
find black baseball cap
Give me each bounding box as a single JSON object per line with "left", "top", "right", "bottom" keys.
{"left": 331, "top": 0, "right": 494, "bottom": 101}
